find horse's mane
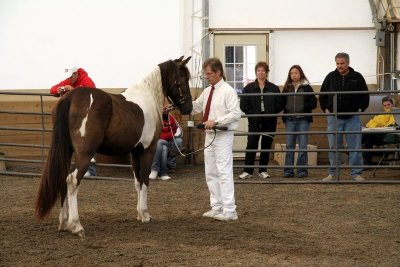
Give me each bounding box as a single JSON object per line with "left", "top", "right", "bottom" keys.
{"left": 121, "top": 67, "right": 164, "bottom": 120}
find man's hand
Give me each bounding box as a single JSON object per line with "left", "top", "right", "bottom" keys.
{"left": 203, "top": 120, "right": 217, "bottom": 130}
{"left": 57, "top": 85, "right": 73, "bottom": 94}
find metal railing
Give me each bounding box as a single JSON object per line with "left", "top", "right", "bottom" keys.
{"left": 1, "top": 90, "right": 400, "bottom": 183}
{"left": 0, "top": 91, "right": 134, "bottom": 180}
{"left": 233, "top": 90, "right": 400, "bottom": 183}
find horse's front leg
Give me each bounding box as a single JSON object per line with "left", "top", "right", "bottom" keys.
{"left": 66, "top": 169, "right": 85, "bottom": 237}
{"left": 133, "top": 170, "right": 151, "bottom": 222}
{"left": 58, "top": 196, "right": 68, "bottom": 232}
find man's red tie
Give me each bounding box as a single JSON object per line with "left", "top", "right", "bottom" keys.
{"left": 203, "top": 85, "right": 215, "bottom": 122}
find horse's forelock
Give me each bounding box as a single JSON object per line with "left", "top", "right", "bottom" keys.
{"left": 182, "top": 65, "right": 191, "bottom": 79}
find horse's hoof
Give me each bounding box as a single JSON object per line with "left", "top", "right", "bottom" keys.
{"left": 142, "top": 215, "right": 152, "bottom": 223}
{"left": 75, "top": 229, "right": 85, "bottom": 238}
{"left": 58, "top": 228, "right": 68, "bottom": 233}
{"left": 58, "top": 223, "right": 69, "bottom": 231}
{"left": 137, "top": 212, "right": 151, "bottom": 222}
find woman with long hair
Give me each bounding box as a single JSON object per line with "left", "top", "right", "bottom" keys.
{"left": 282, "top": 65, "right": 317, "bottom": 178}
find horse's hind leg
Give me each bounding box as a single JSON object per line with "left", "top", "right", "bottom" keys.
{"left": 66, "top": 169, "right": 85, "bottom": 237}
{"left": 58, "top": 196, "right": 69, "bottom": 232}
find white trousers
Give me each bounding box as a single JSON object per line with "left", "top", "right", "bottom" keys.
{"left": 204, "top": 130, "right": 236, "bottom": 213}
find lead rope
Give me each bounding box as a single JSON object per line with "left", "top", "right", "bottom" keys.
{"left": 166, "top": 112, "right": 275, "bottom": 157}
{"left": 167, "top": 113, "right": 218, "bottom": 156}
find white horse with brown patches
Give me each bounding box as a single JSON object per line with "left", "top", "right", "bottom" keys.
{"left": 35, "top": 56, "right": 192, "bottom": 237}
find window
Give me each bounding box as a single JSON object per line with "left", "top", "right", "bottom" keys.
{"left": 224, "top": 45, "right": 256, "bottom": 93}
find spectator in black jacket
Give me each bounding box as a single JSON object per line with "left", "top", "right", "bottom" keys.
{"left": 239, "top": 62, "right": 284, "bottom": 179}
{"left": 319, "top": 52, "right": 369, "bottom": 182}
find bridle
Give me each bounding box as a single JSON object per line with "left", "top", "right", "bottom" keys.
{"left": 166, "top": 61, "right": 188, "bottom": 109}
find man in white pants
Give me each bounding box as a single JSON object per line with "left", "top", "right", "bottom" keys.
{"left": 192, "top": 58, "right": 242, "bottom": 221}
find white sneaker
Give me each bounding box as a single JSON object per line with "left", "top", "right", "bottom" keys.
{"left": 259, "top": 172, "right": 270, "bottom": 179}
{"left": 202, "top": 209, "right": 223, "bottom": 218}
{"left": 214, "top": 211, "right": 238, "bottom": 221}
{"left": 352, "top": 175, "right": 365, "bottom": 182}
{"left": 239, "top": 172, "right": 252, "bottom": 179}
{"left": 322, "top": 174, "right": 335, "bottom": 182}
{"left": 84, "top": 171, "right": 91, "bottom": 177}
{"left": 159, "top": 175, "right": 171, "bottom": 181}
{"left": 149, "top": 170, "right": 158, "bottom": 180}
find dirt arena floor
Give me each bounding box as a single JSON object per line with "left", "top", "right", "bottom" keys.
{"left": 1, "top": 164, "right": 400, "bottom": 266}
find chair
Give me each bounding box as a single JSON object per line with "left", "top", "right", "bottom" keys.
{"left": 372, "top": 136, "right": 400, "bottom": 177}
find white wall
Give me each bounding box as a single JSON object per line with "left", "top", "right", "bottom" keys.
{"left": 209, "top": 0, "right": 373, "bottom": 28}
{"left": 0, "top": 0, "right": 183, "bottom": 90}
{"left": 0, "top": 0, "right": 387, "bottom": 90}
{"left": 269, "top": 30, "right": 377, "bottom": 85}
{"left": 209, "top": 0, "right": 377, "bottom": 86}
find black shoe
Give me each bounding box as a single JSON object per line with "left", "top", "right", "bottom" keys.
{"left": 297, "top": 172, "right": 308, "bottom": 178}
{"left": 283, "top": 173, "right": 294, "bottom": 178}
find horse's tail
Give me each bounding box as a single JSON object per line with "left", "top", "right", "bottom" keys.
{"left": 35, "top": 97, "right": 73, "bottom": 220}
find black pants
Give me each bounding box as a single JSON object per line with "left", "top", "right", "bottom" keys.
{"left": 362, "top": 133, "right": 386, "bottom": 162}
{"left": 243, "top": 118, "right": 276, "bottom": 174}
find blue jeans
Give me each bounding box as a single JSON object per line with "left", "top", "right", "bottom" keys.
{"left": 151, "top": 139, "right": 169, "bottom": 176}
{"left": 152, "top": 138, "right": 183, "bottom": 176}
{"left": 327, "top": 115, "right": 363, "bottom": 177}
{"left": 88, "top": 155, "right": 96, "bottom": 175}
{"left": 167, "top": 137, "right": 183, "bottom": 169}
{"left": 284, "top": 118, "right": 310, "bottom": 176}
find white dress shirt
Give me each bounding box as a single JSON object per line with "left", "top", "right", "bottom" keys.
{"left": 192, "top": 79, "right": 241, "bottom": 129}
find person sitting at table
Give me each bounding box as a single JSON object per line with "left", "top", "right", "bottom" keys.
{"left": 362, "top": 96, "right": 396, "bottom": 165}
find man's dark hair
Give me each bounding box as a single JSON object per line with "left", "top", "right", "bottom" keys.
{"left": 202, "top": 57, "right": 225, "bottom": 80}
{"left": 335, "top": 52, "right": 350, "bottom": 63}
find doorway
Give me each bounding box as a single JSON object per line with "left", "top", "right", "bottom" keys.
{"left": 213, "top": 33, "right": 269, "bottom": 157}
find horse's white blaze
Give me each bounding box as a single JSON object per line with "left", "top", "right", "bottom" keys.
{"left": 89, "top": 93, "right": 93, "bottom": 109}
{"left": 139, "top": 184, "right": 149, "bottom": 220}
{"left": 133, "top": 171, "right": 140, "bottom": 194}
{"left": 78, "top": 115, "right": 89, "bottom": 137}
{"left": 134, "top": 174, "right": 141, "bottom": 219}
{"left": 58, "top": 197, "right": 68, "bottom": 231}
{"left": 122, "top": 67, "right": 163, "bottom": 149}
{"left": 66, "top": 169, "right": 83, "bottom": 233}
{"left": 78, "top": 93, "right": 93, "bottom": 137}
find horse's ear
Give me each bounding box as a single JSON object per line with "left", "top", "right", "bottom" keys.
{"left": 181, "top": 56, "right": 191, "bottom": 66}
{"left": 175, "top": 56, "right": 184, "bottom": 62}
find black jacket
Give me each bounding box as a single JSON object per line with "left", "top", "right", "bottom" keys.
{"left": 240, "top": 80, "right": 284, "bottom": 125}
{"left": 282, "top": 82, "right": 317, "bottom": 122}
{"left": 319, "top": 67, "right": 369, "bottom": 118}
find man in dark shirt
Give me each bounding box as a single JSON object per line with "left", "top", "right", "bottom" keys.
{"left": 319, "top": 52, "right": 369, "bottom": 182}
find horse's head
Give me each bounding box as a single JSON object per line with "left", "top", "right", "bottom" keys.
{"left": 159, "top": 56, "right": 193, "bottom": 115}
